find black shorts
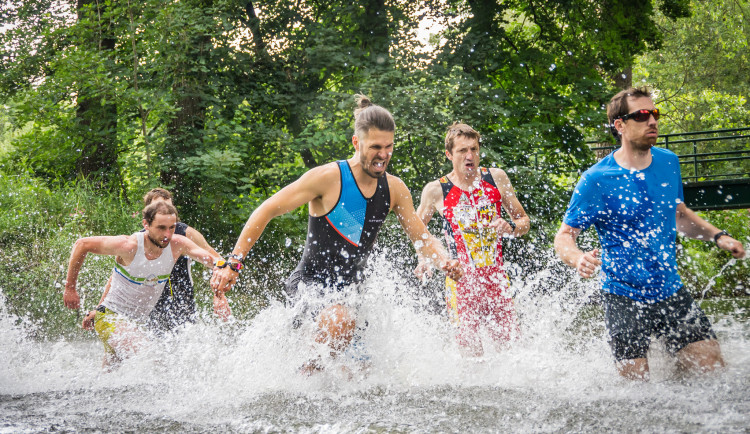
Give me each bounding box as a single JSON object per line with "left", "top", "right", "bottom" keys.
{"left": 601, "top": 287, "right": 717, "bottom": 361}
{"left": 284, "top": 269, "right": 364, "bottom": 329}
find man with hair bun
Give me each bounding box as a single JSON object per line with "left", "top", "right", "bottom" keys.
{"left": 555, "top": 86, "right": 745, "bottom": 380}
{"left": 416, "top": 122, "right": 530, "bottom": 357}
{"left": 212, "top": 94, "right": 463, "bottom": 374}
{"left": 63, "top": 201, "right": 224, "bottom": 367}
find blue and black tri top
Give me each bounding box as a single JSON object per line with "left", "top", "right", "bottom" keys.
{"left": 285, "top": 160, "right": 391, "bottom": 294}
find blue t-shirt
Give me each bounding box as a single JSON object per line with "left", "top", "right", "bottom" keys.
{"left": 563, "top": 147, "right": 685, "bottom": 302}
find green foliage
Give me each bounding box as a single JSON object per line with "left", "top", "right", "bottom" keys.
{"left": 678, "top": 209, "right": 750, "bottom": 298}
{"left": 0, "top": 0, "right": 747, "bottom": 339}
{"left": 633, "top": 0, "right": 750, "bottom": 133}
{"left": 0, "top": 165, "right": 138, "bottom": 340}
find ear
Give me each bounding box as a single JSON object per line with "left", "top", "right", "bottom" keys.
{"left": 142, "top": 219, "right": 149, "bottom": 231}
{"left": 352, "top": 135, "right": 360, "bottom": 152}
{"left": 445, "top": 149, "right": 453, "bottom": 161}
{"left": 614, "top": 118, "right": 625, "bottom": 136}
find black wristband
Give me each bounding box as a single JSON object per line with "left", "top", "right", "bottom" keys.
{"left": 508, "top": 220, "right": 517, "bottom": 231}
{"left": 713, "top": 230, "right": 730, "bottom": 243}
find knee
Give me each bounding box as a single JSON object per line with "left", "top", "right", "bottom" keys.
{"left": 679, "top": 339, "right": 725, "bottom": 372}
{"left": 315, "top": 304, "right": 355, "bottom": 351}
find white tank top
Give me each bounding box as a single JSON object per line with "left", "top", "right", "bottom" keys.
{"left": 102, "top": 231, "right": 176, "bottom": 321}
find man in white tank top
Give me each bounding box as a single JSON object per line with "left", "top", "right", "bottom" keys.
{"left": 63, "top": 201, "right": 224, "bottom": 367}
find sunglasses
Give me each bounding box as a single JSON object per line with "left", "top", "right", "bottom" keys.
{"left": 617, "top": 108, "right": 660, "bottom": 122}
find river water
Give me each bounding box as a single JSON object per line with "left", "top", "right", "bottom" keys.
{"left": 1, "top": 256, "right": 749, "bottom": 433}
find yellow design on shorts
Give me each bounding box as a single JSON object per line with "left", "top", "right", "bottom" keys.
{"left": 94, "top": 308, "right": 123, "bottom": 357}
{"left": 445, "top": 276, "right": 459, "bottom": 324}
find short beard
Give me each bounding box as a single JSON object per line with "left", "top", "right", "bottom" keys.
{"left": 631, "top": 137, "right": 656, "bottom": 152}
{"left": 147, "top": 234, "right": 168, "bottom": 249}
{"left": 360, "top": 155, "right": 386, "bottom": 179}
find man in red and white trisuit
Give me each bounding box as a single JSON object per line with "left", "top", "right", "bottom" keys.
{"left": 416, "top": 123, "right": 530, "bottom": 356}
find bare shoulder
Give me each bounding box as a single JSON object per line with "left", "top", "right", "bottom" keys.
{"left": 170, "top": 233, "right": 190, "bottom": 245}
{"left": 296, "top": 161, "right": 341, "bottom": 194}
{"left": 420, "top": 179, "right": 443, "bottom": 203}
{"left": 422, "top": 179, "right": 441, "bottom": 194}
{"left": 386, "top": 173, "right": 413, "bottom": 207}
{"left": 302, "top": 161, "right": 340, "bottom": 182}
{"left": 489, "top": 167, "right": 511, "bottom": 183}
{"left": 386, "top": 172, "right": 407, "bottom": 189}
{"left": 169, "top": 233, "right": 197, "bottom": 253}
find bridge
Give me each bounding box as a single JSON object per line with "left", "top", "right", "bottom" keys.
{"left": 589, "top": 127, "right": 750, "bottom": 210}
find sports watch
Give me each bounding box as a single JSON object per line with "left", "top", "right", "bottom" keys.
{"left": 713, "top": 230, "right": 730, "bottom": 243}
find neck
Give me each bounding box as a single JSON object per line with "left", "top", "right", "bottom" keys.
{"left": 347, "top": 156, "right": 380, "bottom": 186}
{"left": 143, "top": 231, "right": 164, "bottom": 258}
{"left": 614, "top": 142, "right": 652, "bottom": 171}
{"left": 449, "top": 169, "right": 481, "bottom": 190}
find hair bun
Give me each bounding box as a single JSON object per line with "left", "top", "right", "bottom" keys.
{"left": 355, "top": 94, "right": 373, "bottom": 111}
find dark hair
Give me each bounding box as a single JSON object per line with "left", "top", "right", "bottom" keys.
{"left": 143, "top": 201, "right": 178, "bottom": 225}
{"left": 445, "top": 122, "right": 481, "bottom": 153}
{"left": 607, "top": 87, "right": 653, "bottom": 141}
{"left": 143, "top": 188, "right": 172, "bottom": 206}
{"left": 353, "top": 94, "right": 395, "bottom": 137}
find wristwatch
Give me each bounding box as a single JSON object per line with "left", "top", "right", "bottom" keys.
{"left": 713, "top": 230, "right": 730, "bottom": 243}
{"left": 215, "top": 258, "right": 244, "bottom": 272}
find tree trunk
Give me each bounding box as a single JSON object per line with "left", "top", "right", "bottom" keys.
{"left": 75, "top": 0, "right": 119, "bottom": 185}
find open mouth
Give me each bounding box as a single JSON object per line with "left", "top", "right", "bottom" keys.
{"left": 372, "top": 161, "right": 386, "bottom": 170}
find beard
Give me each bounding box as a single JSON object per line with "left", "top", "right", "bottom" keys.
{"left": 147, "top": 233, "right": 169, "bottom": 249}
{"left": 360, "top": 156, "right": 388, "bottom": 178}
{"left": 631, "top": 136, "right": 656, "bottom": 152}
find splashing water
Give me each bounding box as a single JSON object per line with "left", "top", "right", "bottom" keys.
{"left": 701, "top": 244, "right": 749, "bottom": 299}
{"left": 1, "top": 252, "right": 749, "bottom": 432}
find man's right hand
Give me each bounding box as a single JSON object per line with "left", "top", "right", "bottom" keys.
{"left": 441, "top": 259, "right": 464, "bottom": 282}
{"left": 82, "top": 310, "right": 96, "bottom": 330}
{"left": 63, "top": 287, "right": 80, "bottom": 310}
{"left": 575, "top": 249, "right": 601, "bottom": 278}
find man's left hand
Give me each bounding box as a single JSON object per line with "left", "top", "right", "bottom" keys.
{"left": 489, "top": 218, "right": 514, "bottom": 237}
{"left": 210, "top": 267, "right": 238, "bottom": 292}
{"left": 717, "top": 236, "right": 746, "bottom": 259}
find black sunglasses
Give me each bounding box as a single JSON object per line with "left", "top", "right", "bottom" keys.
{"left": 617, "top": 108, "right": 660, "bottom": 122}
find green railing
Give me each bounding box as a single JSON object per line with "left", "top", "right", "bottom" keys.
{"left": 587, "top": 127, "right": 750, "bottom": 210}
{"left": 588, "top": 127, "right": 750, "bottom": 182}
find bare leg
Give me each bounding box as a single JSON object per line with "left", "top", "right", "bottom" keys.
{"left": 108, "top": 321, "right": 145, "bottom": 361}
{"left": 301, "top": 304, "right": 355, "bottom": 375}
{"left": 676, "top": 339, "right": 725, "bottom": 374}
{"left": 315, "top": 304, "right": 355, "bottom": 351}
{"left": 616, "top": 358, "right": 649, "bottom": 381}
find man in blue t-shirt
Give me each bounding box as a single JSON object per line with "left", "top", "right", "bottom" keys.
{"left": 554, "top": 87, "right": 745, "bottom": 380}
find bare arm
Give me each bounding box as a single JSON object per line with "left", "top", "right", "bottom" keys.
{"left": 64, "top": 235, "right": 136, "bottom": 310}
{"left": 210, "top": 165, "right": 336, "bottom": 291}
{"left": 415, "top": 181, "right": 441, "bottom": 227}
{"left": 390, "top": 176, "right": 463, "bottom": 281}
{"left": 82, "top": 276, "right": 113, "bottom": 330}
{"left": 184, "top": 226, "right": 232, "bottom": 318}
{"left": 554, "top": 223, "right": 601, "bottom": 278}
{"left": 413, "top": 181, "right": 443, "bottom": 278}
{"left": 172, "top": 234, "right": 221, "bottom": 268}
{"left": 185, "top": 226, "right": 220, "bottom": 258}
{"left": 676, "top": 203, "right": 745, "bottom": 258}
{"left": 491, "top": 168, "right": 530, "bottom": 237}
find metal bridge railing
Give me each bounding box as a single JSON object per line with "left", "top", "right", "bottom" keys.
{"left": 589, "top": 127, "right": 750, "bottom": 183}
